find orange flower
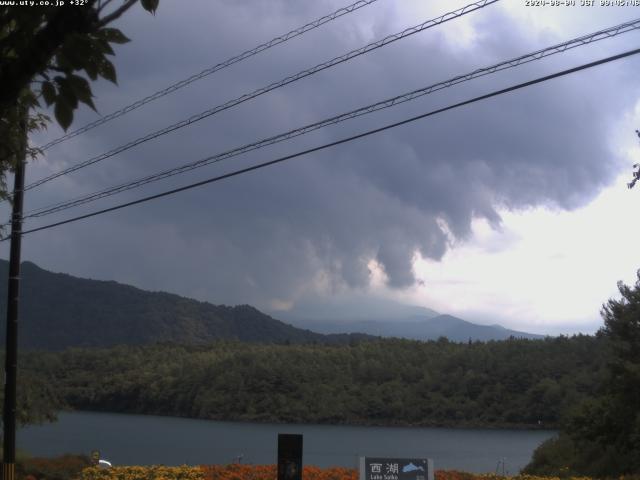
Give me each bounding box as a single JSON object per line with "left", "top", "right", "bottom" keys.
{"left": 199, "top": 464, "right": 356, "bottom": 480}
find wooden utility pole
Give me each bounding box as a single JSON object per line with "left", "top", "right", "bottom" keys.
{"left": 2, "top": 113, "right": 26, "bottom": 480}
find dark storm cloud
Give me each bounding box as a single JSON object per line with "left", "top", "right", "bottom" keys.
{"left": 8, "top": 0, "right": 640, "bottom": 310}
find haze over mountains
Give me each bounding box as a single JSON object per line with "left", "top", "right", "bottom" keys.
{"left": 279, "top": 302, "right": 544, "bottom": 342}
{"left": 0, "top": 260, "right": 543, "bottom": 350}
{"left": 280, "top": 312, "right": 544, "bottom": 342}
{"left": 275, "top": 295, "right": 543, "bottom": 341}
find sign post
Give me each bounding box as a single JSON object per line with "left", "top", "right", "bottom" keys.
{"left": 277, "top": 434, "right": 303, "bottom": 480}
{"left": 359, "top": 457, "right": 434, "bottom": 480}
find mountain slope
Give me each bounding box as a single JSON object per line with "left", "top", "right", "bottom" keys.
{"left": 0, "top": 261, "right": 367, "bottom": 350}
{"left": 288, "top": 313, "right": 544, "bottom": 342}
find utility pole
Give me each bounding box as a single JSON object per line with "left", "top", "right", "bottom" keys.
{"left": 2, "top": 112, "right": 26, "bottom": 480}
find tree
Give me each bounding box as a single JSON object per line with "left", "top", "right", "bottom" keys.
{"left": 629, "top": 130, "right": 640, "bottom": 189}
{"left": 0, "top": 0, "right": 159, "bottom": 199}
{"left": 525, "top": 271, "right": 640, "bottom": 477}
{"left": 0, "top": 367, "right": 61, "bottom": 426}
{"left": 581, "top": 270, "right": 640, "bottom": 465}
{"left": 0, "top": 0, "right": 160, "bottom": 456}
{"left": 0, "top": 6, "right": 160, "bottom": 477}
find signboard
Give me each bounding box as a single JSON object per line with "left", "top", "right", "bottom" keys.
{"left": 277, "top": 433, "right": 303, "bottom": 480}
{"left": 359, "top": 457, "right": 434, "bottom": 480}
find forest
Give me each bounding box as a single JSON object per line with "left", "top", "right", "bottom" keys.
{"left": 18, "top": 335, "right": 604, "bottom": 429}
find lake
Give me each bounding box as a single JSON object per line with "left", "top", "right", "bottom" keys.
{"left": 18, "top": 412, "right": 554, "bottom": 474}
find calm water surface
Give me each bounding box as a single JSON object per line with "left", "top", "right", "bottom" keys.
{"left": 18, "top": 412, "right": 554, "bottom": 473}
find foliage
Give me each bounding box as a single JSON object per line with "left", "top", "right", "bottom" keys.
{"left": 0, "top": 90, "right": 47, "bottom": 200}
{"left": 82, "top": 465, "right": 203, "bottom": 480}
{"left": 628, "top": 130, "right": 640, "bottom": 189}
{"left": 0, "top": 361, "right": 61, "bottom": 425}
{"left": 521, "top": 435, "right": 580, "bottom": 478}
{"left": 436, "top": 474, "right": 594, "bottom": 480}
{"left": 525, "top": 271, "right": 640, "bottom": 476}
{"left": 81, "top": 465, "right": 636, "bottom": 480}
{"left": 18, "top": 454, "right": 91, "bottom": 480}
{"left": 568, "top": 271, "right": 640, "bottom": 474}
{"left": 21, "top": 334, "right": 605, "bottom": 429}
{"left": 0, "top": 0, "right": 158, "bottom": 199}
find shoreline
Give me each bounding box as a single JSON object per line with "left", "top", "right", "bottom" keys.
{"left": 56, "top": 408, "right": 558, "bottom": 432}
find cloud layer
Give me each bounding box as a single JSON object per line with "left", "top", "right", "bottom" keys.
{"left": 7, "top": 0, "right": 640, "bottom": 319}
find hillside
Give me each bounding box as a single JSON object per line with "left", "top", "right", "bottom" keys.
{"left": 286, "top": 314, "right": 544, "bottom": 342}
{"left": 0, "top": 261, "right": 368, "bottom": 350}
{"left": 22, "top": 335, "right": 606, "bottom": 428}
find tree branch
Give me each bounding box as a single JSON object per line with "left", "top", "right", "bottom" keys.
{"left": 98, "top": 0, "right": 138, "bottom": 27}
{"left": 0, "top": 4, "right": 99, "bottom": 115}
{"left": 97, "top": 0, "right": 117, "bottom": 14}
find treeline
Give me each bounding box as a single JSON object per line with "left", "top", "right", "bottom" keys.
{"left": 21, "top": 335, "right": 606, "bottom": 428}
{"left": 523, "top": 273, "right": 640, "bottom": 477}
{"left": 0, "top": 365, "right": 61, "bottom": 426}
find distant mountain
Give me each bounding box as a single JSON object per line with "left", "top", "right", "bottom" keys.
{"left": 0, "top": 261, "right": 370, "bottom": 350}
{"left": 288, "top": 313, "right": 544, "bottom": 342}
{"left": 275, "top": 297, "right": 440, "bottom": 323}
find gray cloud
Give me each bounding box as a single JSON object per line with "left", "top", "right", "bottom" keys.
{"left": 5, "top": 0, "right": 639, "bottom": 313}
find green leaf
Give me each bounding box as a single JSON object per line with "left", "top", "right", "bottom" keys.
{"left": 74, "top": 36, "right": 97, "bottom": 63}
{"left": 41, "top": 81, "right": 56, "bottom": 107}
{"left": 83, "top": 57, "right": 99, "bottom": 81}
{"left": 98, "top": 58, "right": 117, "bottom": 84}
{"left": 68, "top": 74, "right": 96, "bottom": 112}
{"left": 99, "top": 28, "right": 130, "bottom": 45}
{"left": 56, "top": 77, "right": 78, "bottom": 110}
{"left": 95, "top": 37, "right": 114, "bottom": 56}
{"left": 54, "top": 100, "right": 73, "bottom": 131}
{"left": 21, "top": 89, "right": 40, "bottom": 109}
{"left": 141, "top": 0, "right": 159, "bottom": 14}
{"left": 60, "top": 35, "right": 89, "bottom": 70}
{"left": 54, "top": 52, "right": 73, "bottom": 72}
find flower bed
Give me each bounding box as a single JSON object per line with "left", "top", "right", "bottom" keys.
{"left": 19, "top": 454, "right": 91, "bottom": 480}
{"left": 82, "top": 466, "right": 204, "bottom": 480}
{"left": 200, "top": 465, "right": 357, "bottom": 480}
{"left": 79, "top": 465, "right": 605, "bottom": 480}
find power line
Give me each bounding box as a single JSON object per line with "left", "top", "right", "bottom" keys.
{"left": 21, "top": 17, "right": 640, "bottom": 220}
{"left": 12, "top": 46, "right": 640, "bottom": 239}
{"left": 36, "top": 0, "right": 383, "bottom": 152}
{"left": 21, "top": 0, "right": 499, "bottom": 193}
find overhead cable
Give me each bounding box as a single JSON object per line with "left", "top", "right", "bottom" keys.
{"left": 12, "top": 46, "right": 640, "bottom": 239}
{"left": 37, "top": 0, "right": 383, "bottom": 151}
{"left": 22, "top": 0, "right": 499, "bottom": 193}
{"left": 22, "top": 17, "right": 640, "bottom": 220}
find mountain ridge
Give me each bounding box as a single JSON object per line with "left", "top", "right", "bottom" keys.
{"left": 0, "top": 260, "right": 370, "bottom": 350}
{"left": 0, "top": 260, "right": 543, "bottom": 349}
{"left": 285, "top": 312, "right": 544, "bottom": 341}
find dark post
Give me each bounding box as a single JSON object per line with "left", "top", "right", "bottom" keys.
{"left": 2, "top": 114, "right": 26, "bottom": 480}
{"left": 277, "top": 434, "right": 303, "bottom": 480}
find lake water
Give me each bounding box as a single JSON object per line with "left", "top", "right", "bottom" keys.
{"left": 18, "top": 412, "right": 554, "bottom": 474}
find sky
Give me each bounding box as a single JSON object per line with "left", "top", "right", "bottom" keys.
{"left": 2, "top": 0, "right": 640, "bottom": 335}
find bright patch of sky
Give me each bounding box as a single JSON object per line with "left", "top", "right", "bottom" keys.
{"left": 386, "top": 3, "right": 640, "bottom": 334}
{"left": 405, "top": 171, "right": 640, "bottom": 335}
{"left": 397, "top": 92, "right": 640, "bottom": 334}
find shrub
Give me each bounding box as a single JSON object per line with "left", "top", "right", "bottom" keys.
{"left": 18, "top": 454, "right": 91, "bottom": 480}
